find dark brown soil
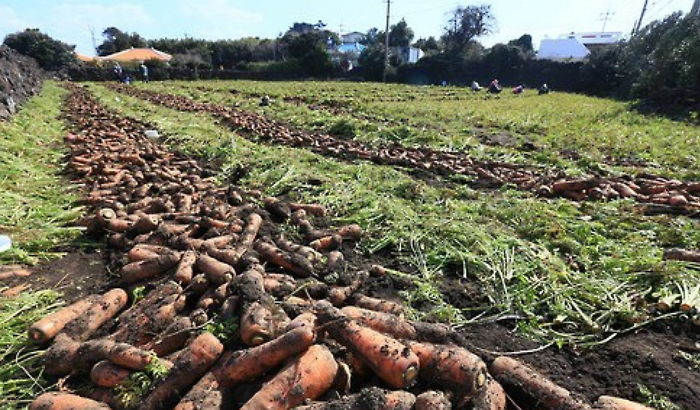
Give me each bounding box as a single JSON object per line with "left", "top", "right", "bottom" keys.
{"left": 0, "top": 45, "right": 44, "bottom": 120}
{"left": 3, "top": 251, "right": 112, "bottom": 303}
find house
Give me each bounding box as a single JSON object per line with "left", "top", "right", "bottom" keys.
{"left": 537, "top": 31, "right": 622, "bottom": 61}
{"left": 100, "top": 47, "right": 172, "bottom": 63}
{"left": 341, "top": 32, "right": 365, "bottom": 45}
{"left": 75, "top": 51, "right": 97, "bottom": 62}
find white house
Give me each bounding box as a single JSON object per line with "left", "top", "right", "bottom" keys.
{"left": 341, "top": 32, "right": 365, "bottom": 45}
{"left": 537, "top": 32, "right": 622, "bottom": 61}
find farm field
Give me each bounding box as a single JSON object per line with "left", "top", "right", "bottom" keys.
{"left": 1, "top": 79, "right": 699, "bottom": 409}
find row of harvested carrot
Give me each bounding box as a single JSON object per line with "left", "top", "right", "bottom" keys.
{"left": 28, "top": 84, "right": 651, "bottom": 410}
{"left": 107, "top": 84, "right": 700, "bottom": 213}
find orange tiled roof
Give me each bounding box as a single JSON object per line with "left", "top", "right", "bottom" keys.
{"left": 75, "top": 51, "right": 97, "bottom": 62}
{"left": 101, "top": 47, "right": 172, "bottom": 63}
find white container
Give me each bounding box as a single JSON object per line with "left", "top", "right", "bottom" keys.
{"left": 0, "top": 235, "right": 11, "bottom": 252}
{"left": 145, "top": 130, "right": 159, "bottom": 139}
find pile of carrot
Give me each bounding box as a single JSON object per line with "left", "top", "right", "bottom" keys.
{"left": 107, "top": 84, "right": 700, "bottom": 216}
{"left": 27, "top": 84, "right": 654, "bottom": 410}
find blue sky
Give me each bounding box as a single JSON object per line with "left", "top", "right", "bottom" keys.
{"left": 0, "top": 0, "right": 694, "bottom": 55}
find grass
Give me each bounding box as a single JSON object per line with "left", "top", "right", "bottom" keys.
{"left": 0, "top": 82, "right": 89, "bottom": 409}
{"left": 89, "top": 82, "right": 700, "bottom": 347}
{"left": 144, "top": 80, "right": 700, "bottom": 180}
{"left": 0, "top": 82, "right": 84, "bottom": 265}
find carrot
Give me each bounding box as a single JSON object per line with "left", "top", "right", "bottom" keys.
{"left": 196, "top": 254, "right": 235, "bottom": 285}
{"left": 289, "top": 203, "right": 326, "bottom": 217}
{"left": 225, "top": 213, "right": 263, "bottom": 265}
{"left": 317, "top": 302, "right": 419, "bottom": 389}
{"left": 121, "top": 252, "right": 181, "bottom": 283}
{"left": 240, "top": 301, "right": 287, "bottom": 346}
{"left": 351, "top": 294, "right": 404, "bottom": 315}
{"left": 337, "top": 224, "right": 363, "bottom": 240}
{"left": 127, "top": 246, "right": 161, "bottom": 262}
{"left": 471, "top": 378, "right": 507, "bottom": 410}
{"left": 203, "top": 234, "right": 238, "bottom": 249}
{"left": 294, "top": 388, "right": 416, "bottom": 410}
{"left": 285, "top": 312, "right": 317, "bottom": 332}
{"left": 0, "top": 267, "right": 32, "bottom": 281}
{"left": 310, "top": 234, "right": 343, "bottom": 251}
{"left": 30, "top": 392, "right": 110, "bottom": 410}
{"left": 595, "top": 396, "right": 654, "bottom": 410}
{"left": 108, "top": 342, "right": 155, "bottom": 369}
{"left": 415, "top": 391, "right": 452, "bottom": 410}
{"left": 263, "top": 273, "right": 297, "bottom": 297}
{"left": 189, "top": 274, "right": 210, "bottom": 294}
{"left": 60, "top": 288, "right": 128, "bottom": 342}
{"left": 328, "top": 271, "right": 369, "bottom": 306}
{"left": 255, "top": 242, "right": 314, "bottom": 277}
{"left": 663, "top": 248, "right": 700, "bottom": 263}
{"left": 240, "top": 344, "right": 338, "bottom": 410}
{"left": 340, "top": 306, "right": 416, "bottom": 339}
{"left": 28, "top": 295, "right": 99, "bottom": 343}
{"left": 213, "top": 326, "right": 316, "bottom": 386}
{"left": 407, "top": 341, "right": 487, "bottom": 399}
{"left": 90, "top": 360, "right": 131, "bottom": 387}
{"left": 490, "top": 356, "right": 590, "bottom": 410}
{"left": 106, "top": 217, "right": 133, "bottom": 233}
{"left": 552, "top": 178, "right": 596, "bottom": 193}
{"left": 140, "top": 333, "right": 224, "bottom": 410}
{"left": 173, "top": 372, "right": 222, "bottom": 410}
{"left": 326, "top": 250, "right": 344, "bottom": 271}
{"left": 145, "top": 316, "right": 194, "bottom": 356}
{"left": 43, "top": 334, "right": 81, "bottom": 376}
{"left": 131, "top": 213, "right": 161, "bottom": 234}
{"left": 174, "top": 250, "right": 197, "bottom": 283}
{"left": 264, "top": 197, "right": 291, "bottom": 220}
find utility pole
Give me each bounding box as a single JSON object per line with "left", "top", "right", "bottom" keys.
{"left": 692, "top": 0, "right": 700, "bottom": 16}
{"left": 633, "top": 0, "right": 649, "bottom": 35}
{"left": 600, "top": 8, "right": 614, "bottom": 32}
{"left": 382, "top": 0, "right": 391, "bottom": 83}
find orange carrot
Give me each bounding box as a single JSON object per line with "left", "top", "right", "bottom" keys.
{"left": 407, "top": 341, "right": 487, "bottom": 399}
{"left": 317, "top": 302, "right": 419, "bottom": 389}
{"left": 173, "top": 372, "right": 222, "bottom": 410}
{"left": 285, "top": 312, "right": 317, "bottom": 332}
{"left": 213, "top": 326, "right": 316, "bottom": 386}
{"left": 43, "top": 334, "right": 81, "bottom": 376}
{"left": 340, "top": 306, "right": 416, "bottom": 339}
{"left": 414, "top": 391, "right": 452, "bottom": 410}
{"left": 127, "top": 246, "right": 161, "bottom": 262}
{"left": 195, "top": 254, "right": 235, "bottom": 285}
{"left": 30, "top": 392, "right": 110, "bottom": 410}
{"left": 173, "top": 250, "right": 197, "bottom": 283}
{"left": 130, "top": 214, "right": 161, "bottom": 235}
{"left": 121, "top": 252, "right": 181, "bottom": 283}
{"left": 289, "top": 203, "right": 326, "bottom": 217}
{"left": 490, "top": 356, "right": 590, "bottom": 410}
{"left": 28, "top": 295, "right": 99, "bottom": 343}
{"left": 240, "top": 344, "right": 338, "bottom": 410}
{"left": 328, "top": 271, "right": 369, "bottom": 306}
{"left": 60, "top": 288, "right": 128, "bottom": 342}
{"left": 90, "top": 360, "right": 131, "bottom": 388}
{"left": 595, "top": 396, "right": 654, "bottom": 410}
{"left": 255, "top": 242, "right": 314, "bottom": 277}
{"left": 145, "top": 316, "right": 194, "bottom": 356}
{"left": 264, "top": 197, "right": 291, "bottom": 220}
{"left": 337, "top": 224, "right": 363, "bottom": 240}
{"left": 310, "top": 234, "right": 343, "bottom": 251}
{"left": 351, "top": 294, "right": 404, "bottom": 315}
{"left": 471, "top": 378, "right": 506, "bottom": 410}
{"left": 140, "top": 333, "right": 224, "bottom": 410}
{"left": 240, "top": 301, "right": 288, "bottom": 346}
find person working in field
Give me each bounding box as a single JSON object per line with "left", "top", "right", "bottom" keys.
{"left": 471, "top": 81, "right": 482, "bottom": 91}
{"left": 112, "top": 62, "right": 123, "bottom": 82}
{"left": 140, "top": 63, "right": 149, "bottom": 83}
{"left": 487, "top": 79, "right": 502, "bottom": 94}
{"left": 512, "top": 85, "right": 525, "bottom": 94}
{"left": 538, "top": 83, "right": 550, "bottom": 95}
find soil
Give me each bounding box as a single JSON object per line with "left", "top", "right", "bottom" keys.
{"left": 0, "top": 45, "right": 44, "bottom": 120}
{"left": 2, "top": 251, "right": 112, "bottom": 303}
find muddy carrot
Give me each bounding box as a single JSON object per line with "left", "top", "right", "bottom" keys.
{"left": 595, "top": 396, "right": 654, "bottom": 410}
{"left": 289, "top": 203, "right": 326, "bottom": 217}
{"left": 310, "top": 234, "right": 343, "bottom": 251}
{"left": 213, "top": 326, "right": 316, "bottom": 386}
{"left": 240, "top": 344, "right": 338, "bottom": 410}
{"left": 28, "top": 295, "right": 99, "bottom": 343}
{"left": 43, "top": 334, "right": 81, "bottom": 376}
{"left": 351, "top": 294, "right": 404, "bottom": 315}
{"left": 490, "top": 356, "right": 590, "bottom": 410}
{"left": 173, "top": 250, "right": 197, "bottom": 283}
{"left": 145, "top": 316, "right": 194, "bottom": 356}
{"left": 30, "top": 392, "right": 110, "bottom": 410}
{"left": 90, "top": 360, "right": 131, "bottom": 388}
{"left": 130, "top": 214, "right": 161, "bottom": 235}
{"left": 294, "top": 388, "right": 416, "bottom": 410}
{"left": 140, "top": 333, "right": 224, "bottom": 410}
{"left": 240, "top": 301, "right": 287, "bottom": 346}
{"left": 264, "top": 197, "right": 291, "bottom": 220}
{"left": 326, "top": 250, "right": 344, "bottom": 270}
{"left": 196, "top": 254, "right": 235, "bottom": 285}
{"left": 471, "top": 378, "right": 506, "bottom": 410}
{"left": 407, "top": 341, "right": 488, "bottom": 399}
{"left": 328, "top": 271, "right": 369, "bottom": 305}
{"left": 317, "top": 302, "right": 419, "bottom": 389}
{"left": 127, "top": 246, "right": 161, "bottom": 262}
{"left": 121, "top": 252, "right": 181, "bottom": 283}
{"left": 337, "top": 224, "right": 363, "bottom": 240}
{"left": 415, "top": 391, "right": 451, "bottom": 410}
{"left": 285, "top": 312, "right": 317, "bottom": 332}
{"left": 340, "top": 306, "right": 416, "bottom": 339}
{"left": 263, "top": 273, "right": 297, "bottom": 297}
{"left": 255, "top": 242, "right": 314, "bottom": 277}
{"left": 173, "top": 372, "right": 222, "bottom": 410}
{"left": 60, "top": 288, "right": 128, "bottom": 342}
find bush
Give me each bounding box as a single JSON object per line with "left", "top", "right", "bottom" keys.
{"left": 3, "top": 29, "right": 75, "bottom": 71}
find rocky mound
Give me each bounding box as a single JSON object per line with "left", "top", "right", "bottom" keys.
{"left": 0, "top": 45, "right": 44, "bottom": 120}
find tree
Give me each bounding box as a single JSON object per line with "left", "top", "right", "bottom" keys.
{"left": 97, "top": 27, "right": 147, "bottom": 56}
{"left": 3, "top": 28, "right": 76, "bottom": 70}
{"left": 442, "top": 5, "right": 494, "bottom": 55}
{"left": 361, "top": 28, "right": 382, "bottom": 46}
{"left": 414, "top": 37, "right": 440, "bottom": 53}
{"left": 508, "top": 34, "right": 534, "bottom": 54}
{"left": 389, "top": 19, "right": 414, "bottom": 48}
{"left": 279, "top": 22, "right": 336, "bottom": 76}
{"left": 359, "top": 44, "right": 389, "bottom": 81}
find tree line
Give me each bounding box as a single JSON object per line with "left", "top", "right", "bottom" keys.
{"left": 2, "top": 5, "right": 698, "bottom": 112}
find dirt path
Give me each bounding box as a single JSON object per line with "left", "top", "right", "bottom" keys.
{"left": 107, "top": 84, "right": 700, "bottom": 218}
